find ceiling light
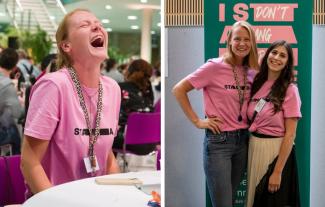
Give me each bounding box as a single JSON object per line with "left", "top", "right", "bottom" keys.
{"left": 102, "top": 19, "right": 110, "bottom": 24}
{"left": 157, "top": 22, "right": 161, "bottom": 27}
{"left": 106, "top": 28, "right": 112, "bottom": 32}
{"left": 128, "top": 16, "right": 137, "bottom": 20}
{"left": 140, "top": 0, "right": 148, "bottom": 3}
{"left": 0, "top": 13, "right": 6, "bottom": 17}
{"left": 131, "top": 25, "right": 139, "bottom": 30}
{"left": 151, "top": 31, "right": 156, "bottom": 35}
{"left": 50, "top": 16, "right": 56, "bottom": 20}
{"left": 105, "top": 5, "right": 112, "bottom": 10}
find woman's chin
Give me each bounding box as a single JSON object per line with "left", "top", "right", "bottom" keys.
{"left": 90, "top": 51, "right": 108, "bottom": 61}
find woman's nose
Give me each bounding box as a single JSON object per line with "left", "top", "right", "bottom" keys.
{"left": 274, "top": 54, "right": 281, "bottom": 59}
{"left": 92, "top": 24, "right": 100, "bottom": 31}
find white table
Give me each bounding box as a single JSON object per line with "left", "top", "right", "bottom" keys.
{"left": 22, "top": 171, "right": 160, "bottom": 207}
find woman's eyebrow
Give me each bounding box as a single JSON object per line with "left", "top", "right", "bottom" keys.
{"left": 78, "top": 20, "right": 89, "bottom": 25}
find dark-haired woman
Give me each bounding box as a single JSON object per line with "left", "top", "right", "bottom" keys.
{"left": 113, "top": 59, "right": 156, "bottom": 155}
{"left": 246, "top": 40, "right": 301, "bottom": 207}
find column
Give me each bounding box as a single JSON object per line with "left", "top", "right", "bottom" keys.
{"left": 140, "top": 9, "right": 153, "bottom": 63}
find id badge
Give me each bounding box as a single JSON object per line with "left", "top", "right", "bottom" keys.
{"left": 254, "top": 98, "right": 267, "bottom": 113}
{"left": 83, "top": 156, "right": 100, "bottom": 173}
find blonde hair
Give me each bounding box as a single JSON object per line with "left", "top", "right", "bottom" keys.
{"left": 56, "top": 8, "right": 90, "bottom": 69}
{"left": 223, "top": 21, "right": 258, "bottom": 70}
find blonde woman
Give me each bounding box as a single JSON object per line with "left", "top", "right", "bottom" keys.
{"left": 21, "top": 9, "right": 121, "bottom": 197}
{"left": 173, "top": 21, "right": 258, "bottom": 207}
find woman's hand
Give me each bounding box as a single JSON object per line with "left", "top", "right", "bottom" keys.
{"left": 194, "top": 117, "right": 223, "bottom": 134}
{"left": 268, "top": 171, "right": 282, "bottom": 193}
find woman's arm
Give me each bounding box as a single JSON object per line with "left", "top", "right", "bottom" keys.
{"left": 106, "top": 151, "right": 120, "bottom": 174}
{"left": 20, "top": 135, "right": 52, "bottom": 194}
{"left": 172, "top": 78, "right": 222, "bottom": 134}
{"left": 268, "top": 117, "right": 298, "bottom": 193}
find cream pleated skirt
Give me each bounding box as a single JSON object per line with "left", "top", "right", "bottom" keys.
{"left": 246, "top": 135, "right": 283, "bottom": 207}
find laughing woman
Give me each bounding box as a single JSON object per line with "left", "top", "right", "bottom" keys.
{"left": 246, "top": 40, "right": 301, "bottom": 207}
{"left": 21, "top": 9, "right": 121, "bottom": 197}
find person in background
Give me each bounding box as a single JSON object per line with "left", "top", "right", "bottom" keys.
{"left": 21, "top": 9, "right": 121, "bottom": 197}
{"left": 172, "top": 21, "right": 259, "bottom": 207}
{"left": 113, "top": 59, "right": 156, "bottom": 155}
{"left": 246, "top": 40, "right": 301, "bottom": 207}
{"left": 35, "top": 54, "right": 57, "bottom": 82}
{"left": 0, "top": 48, "right": 23, "bottom": 154}
{"left": 151, "top": 61, "right": 161, "bottom": 105}
{"left": 103, "top": 58, "right": 124, "bottom": 83}
{"left": 16, "top": 50, "right": 40, "bottom": 85}
{"left": 118, "top": 63, "right": 128, "bottom": 79}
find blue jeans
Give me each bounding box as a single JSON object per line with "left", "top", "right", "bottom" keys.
{"left": 203, "top": 129, "right": 249, "bottom": 207}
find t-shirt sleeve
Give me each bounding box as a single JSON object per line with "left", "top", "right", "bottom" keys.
{"left": 24, "top": 79, "right": 60, "bottom": 140}
{"left": 282, "top": 84, "right": 302, "bottom": 118}
{"left": 186, "top": 60, "right": 215, "bottom": 90}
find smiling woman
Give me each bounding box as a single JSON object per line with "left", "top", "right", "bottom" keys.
{"left": 246, "top": 40, "right": 301, "bottom": 207}
{"left": 172, "top": 21, "right": 258, "bottom": 207}
{"left": 20, "top": 9, "right": 121, "bottom": 198}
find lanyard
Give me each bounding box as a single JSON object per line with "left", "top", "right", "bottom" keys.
{"left": 68, "top": 68, "right": 103, "bottom": 172}
{"left": 248, "top": 92, "right": 271, "bottom": 125}
{"left": 232, "top": 66, "right": 247, "bottom": 122}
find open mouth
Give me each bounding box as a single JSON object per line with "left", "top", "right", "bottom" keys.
{"left": 236, "top": 48, "right": 248, "bottom": 52}
{"left": 90, "top": 36, "right": 104, "bottom": 48}
{"left": 270, "top": 60, "right": 281, "bottom": 66}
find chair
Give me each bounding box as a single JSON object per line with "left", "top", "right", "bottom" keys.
{"left": 0, "top": 155, "right": 26, "bottom": 205}
{"left": 156, "top": 148, "right": 161, "bottom": 171}
{"left": 119, "top": 112, "right": 161, "bottom": 171}
{"left": 154, "top": 99, "right": 161, "bottom": 112}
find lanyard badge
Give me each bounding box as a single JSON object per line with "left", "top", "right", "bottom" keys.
{"left": 68, "top": 68, "right": 103, "bottom": 174}
{"left": 84, "top": 156, "right": 100, "bottom": 173}
{"left": 254, "top": 98, "right": 267, "bottom": 113}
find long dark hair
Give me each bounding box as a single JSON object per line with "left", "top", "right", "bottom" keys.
{"left": 126, "top": 59, "right": 152, "bottom": 92}
{"left": 251, "top": 40, "right": 294, "bottom": 112}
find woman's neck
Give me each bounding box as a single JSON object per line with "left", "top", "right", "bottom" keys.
{"left": 233, "top": 56, "right": 244, "bottom": 66}
{"left": 267, "top": 70, "right": 280, "bottom": 81}
{"left": 224, "top": 56, "right": 243, "bottom": 67}
{"left": 0, "top": 68, "right": 11, "bottom": 77}
{"left": 72, "top": 63, "right": 101, "bottom": 88}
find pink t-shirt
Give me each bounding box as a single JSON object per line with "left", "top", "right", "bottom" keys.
{"left": 24, "top": 68, "right": 121, "bottom": 187}
{"left": 247, "top": 80, "right": 302, "bottom": 136}
{"left": 186, "top": 57, "right": 256, "bottom": 131}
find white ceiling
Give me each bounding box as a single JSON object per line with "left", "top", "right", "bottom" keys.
{"left": 64, "top": 0, "right": 161, "bottom": 33}
{"left": 0, "top": 0, "right": 161, "bottom": 34}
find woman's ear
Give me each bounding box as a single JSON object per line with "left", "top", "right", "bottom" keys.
{"left": 60, "top": 41, "right": 71, "bottom": 53}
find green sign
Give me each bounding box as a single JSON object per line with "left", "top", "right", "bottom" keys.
{"left": 204, "top": 0, "right": 312, "bottom": 206}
